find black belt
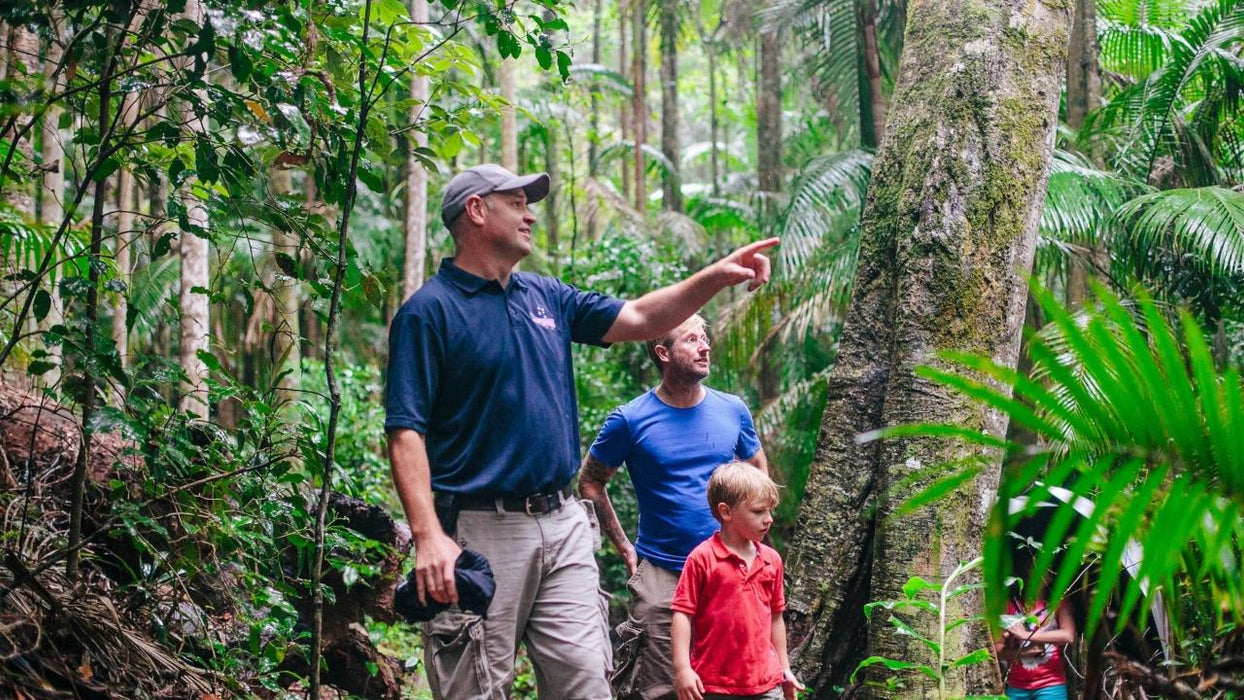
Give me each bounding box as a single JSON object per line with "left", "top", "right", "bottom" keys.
{"left": 456, "top": 486, "right": 573, "bottom": 515}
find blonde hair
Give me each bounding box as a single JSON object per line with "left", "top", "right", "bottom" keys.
{"left": 707, "top": 461, "right": 779, "bottom": 520}
{"left": 645, "top": 314, "right": 708, "bottom": 370}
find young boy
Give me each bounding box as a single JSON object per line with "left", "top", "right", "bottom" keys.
{"left": 671, "top": 462, "right": 804, "bottom": 700}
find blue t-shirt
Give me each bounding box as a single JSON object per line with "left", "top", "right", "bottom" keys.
{"left": 385, "top": 259, "right": 624, "bottom": 497}
{"left": 588, "top": 388, "right": 761, "bottom": 571}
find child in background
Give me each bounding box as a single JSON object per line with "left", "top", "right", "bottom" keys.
{"left": 995, "top": 551, "right": 1076, "bottom": 700}
{"left": 671, "top": 462, "right": 803, "bottom": 700}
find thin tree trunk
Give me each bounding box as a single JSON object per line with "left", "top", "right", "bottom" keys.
{"left": 659, "top": 0, "right": 682, "bottom": 212}
{"left": 1065, "top": 0, "right": 1100, "bottom": 132}
{"left": 757, "top": 27, "right": 782, "bottom": 230}
{"left": 39, "top": 19, "right": 66, "bottom": 387}
{"left": 545, "top": 124, "right": 560, "bottom": 255}
{"left": 178, "top": 0, "right": 210, "bottom": 420}
{"left": 269, "top": 168, "right": 302, "bottom": 405}
{"left": 403, "top": 0, "right": 429, "bottom": 299}
{"left": 619, "top": 8, "right": 632, "bottom": 200}
{"left": 587, "top": 0, "right": 603, "bottom": 241}
{"left": 67, "top": 21, "right": 123, "bottom": 582}
{"left": 500, "top": 57, "right": 518, "bottom": 171}
{"left": 708, "top": 42, "right": 720, "bottom": 197}
{"left": 1064, "top": 0, "right": 1102, "bottom": 308}
{"left": 784, "top": 1, "right": 1071, "bottom": 697}
{"left": 632, "top": 0, "right": 647, "bottom": 213}
{"left": 4, "top": 26, "right": 38, "bottom": 215}
{"left": 113, "top": 167, "right": 133, "bottom": 374}
{"left": 858, "top": 0, "right": 888, "bottom": 148}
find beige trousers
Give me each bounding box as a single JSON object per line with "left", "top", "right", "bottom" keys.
{"left": 422, "top": 501, "right": 612, "bottom": 700}
{"left": 612, "top": 558, "right": 681, "bottom": 700}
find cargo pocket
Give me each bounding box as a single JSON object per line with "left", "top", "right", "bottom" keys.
{"left": 610, "top": 618, "right": 646, "bottom": 699}
{"left": 423, "top": 609, "right": 493, "bottom": 700}
{"left": 578, "top": 498, "right": 603, "bottom": 551}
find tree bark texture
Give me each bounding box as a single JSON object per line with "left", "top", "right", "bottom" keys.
{"left": 268, "top": 167, "right": 302, "bottom": 405}
{"left": 632, "top": 0, "right": 648, "bottom": 213}
{"left": 659, "top": 0, "right": 682, "bottom": 212}
{"left": 858, "top": 0, "right": 888, "bottom": 148}
{"left": 500, "top": 57, "right": 518, "bottom": 172}
{"left": 402, "top": 0, "right": 429, "bottom": 299}
{"left": 1064, "top": 0, "right": 1100, "bottom": 131}
{"left": 112, "top": 167, "right": 134, "bottom": 375}
{"left": 177, "top": 0, "right": 210, "bottom": 420}
{"left": 784, "top": 1, "right": 1071, "bottom": 697}
{"left": 39, "top": 22, "right": 66, "bottom": 387}
{"left": 4, "top": 26, "right": 38, "bottom": 215}
{"left": 756, "top": 29, "right": 782, "bottom": 195}
{"left": 619, "top": 10, "right": 632, "bottom": 200}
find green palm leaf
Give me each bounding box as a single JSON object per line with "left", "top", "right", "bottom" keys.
{"left": 1108, "top": 187, "right": 1244, "bottom": 316}
{"left": 888, "top": 283, "right": 1244, "bottom": 644}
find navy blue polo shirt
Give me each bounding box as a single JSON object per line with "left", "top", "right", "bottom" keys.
{"left": 385, "top": 258, "right": 625, "bottom": 497}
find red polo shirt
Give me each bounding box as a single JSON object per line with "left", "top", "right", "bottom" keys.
{"left": 671, "top": 532, "right": 785, "bottom": 696}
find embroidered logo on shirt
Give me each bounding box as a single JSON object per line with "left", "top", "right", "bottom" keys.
{"left": 531, "top": 304, "right": 557, "bottom": 330}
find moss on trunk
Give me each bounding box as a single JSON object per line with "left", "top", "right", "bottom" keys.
{"left": 785, "top": 1, "right": 1070, "bottom": 697}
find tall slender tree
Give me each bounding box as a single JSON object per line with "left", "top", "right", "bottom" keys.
{"left": 757, "top": 21, "right": 782, "bottom": 224}
{"left": 39, "top": 17, "right": 66, "bottom": 387}
{"left": 783, "top": 1, "right": 1072, "bottom": 697}
{"left": 178, "top": 0, "right": 211, "bottom": 419}
{"left": 632, "top": 0, "right": 648, "bottom": 212}
{"left": 500, "top": 56, "right": 518, "bottom": 171}
{"left": 858, "top": 0, "right": 888, "bottom": 148}
{"left": 403, "top": 0, "right": 430, "bottom": 298}
{"left": 4, "top": 26, "right": 38, "bottom": 216}
{"left": 659, "top": 0, "right": 682, "bottom": 212}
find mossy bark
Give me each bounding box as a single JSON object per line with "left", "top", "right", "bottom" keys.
{"left": 784, "top": 1, "right": 1070, "bottom": 697}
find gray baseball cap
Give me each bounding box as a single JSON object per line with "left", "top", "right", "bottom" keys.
{"left": 440, "top": 164, "right": 551, "bottom": 228}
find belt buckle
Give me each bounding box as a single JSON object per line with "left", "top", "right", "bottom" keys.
{"left": 524, "top": 495, "right": 540, "bottom": 516}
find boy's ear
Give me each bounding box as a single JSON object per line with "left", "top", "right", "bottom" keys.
{"left": 714, "top": 502, "right": 731, "bottom": 520}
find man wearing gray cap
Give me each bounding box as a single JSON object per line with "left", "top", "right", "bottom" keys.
{"left": 385, "top": 163, "right": 778, "bottom": 700}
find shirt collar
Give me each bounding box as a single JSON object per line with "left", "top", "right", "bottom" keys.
{"left": 708, "top": 531, "right": 769, "bottom": 569}
{"left": 439, "top": 258, "right": 527, "bottom": 294}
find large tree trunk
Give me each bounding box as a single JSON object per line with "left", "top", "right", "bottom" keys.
{"left": 402, "top": 0, "right": 429, "bottom": 299}
{"left": 500, "top": 57, "right": 518, "bottom": 171}
{"left": 659, "top": 0, "right": 682, "bottom": 212}
{"left": 632, "top": 0, "right": 648, "bottom": 213}
{"left": 858, "top": 0, "right": 888, "bottom": 148}
{"left": 784, "top": 1, "right": 1071, "bottom": 697}
{"left": 177, "top": 0, "right": 210, "bottom": 420}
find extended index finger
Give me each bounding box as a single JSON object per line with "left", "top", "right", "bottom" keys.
{"left": 735, "top": 237, "right": 780, "bottom": 258}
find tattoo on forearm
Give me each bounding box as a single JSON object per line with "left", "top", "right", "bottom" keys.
{"left": 578, "top": 456, "right": 631, "bottom": 554}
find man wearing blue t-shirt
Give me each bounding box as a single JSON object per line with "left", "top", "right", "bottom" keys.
{"left": 386, "top": 164, "right": 777, "bottom": 700}
{"left": 578, "top": 313, "right": 767, "bottom": 700}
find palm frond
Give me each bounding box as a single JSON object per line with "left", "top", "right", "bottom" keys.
{"left": 128, "top": 256, "right": 181, "bottom": 335}
{"left": 778, "top": 149, "right": 872, "bottom": 272}
{"left": 1097, "top": 0, "right": 1189, "bottom": 29}
{"left": 680, "top": 140, "right": 748, "bottom": 170}
{"left": 901, "top": 284, "right": 1244, "bottom": 641}
{"left": 1109, "top": 186, "right": 1244, "bottom": 290}
{"left": 655, "top": 210, "right": 708, "bottom": 255}
{"left": 566, "top": 63, "right": 634, "bottom": 98}
{"left": 593, "top": 139, "right": 679, "bottom": 178}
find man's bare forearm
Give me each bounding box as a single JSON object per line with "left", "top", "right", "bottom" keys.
{"left": 387, "top": 428, "right": 440, "bottom": 541}
{"left": 577, "top": 454, "right": 632, "bottom": 557}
